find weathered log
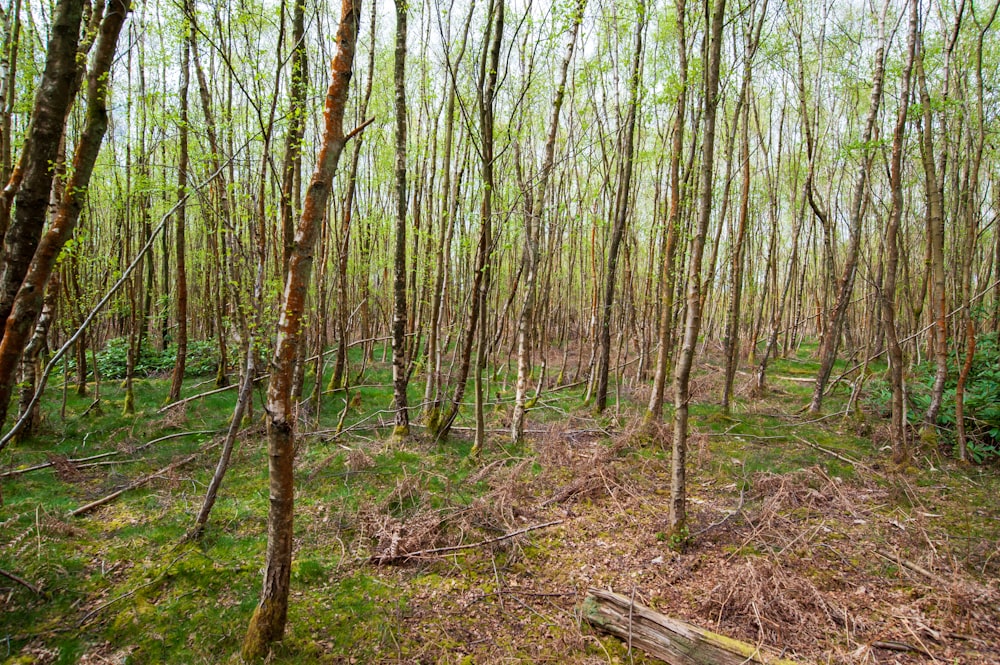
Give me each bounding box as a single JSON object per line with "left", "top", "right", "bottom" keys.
{"left": 581, "top": 588, "right": 798, "bottom": 665}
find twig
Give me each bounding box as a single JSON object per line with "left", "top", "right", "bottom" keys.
{"left": 157, "top": 384, "right": 238, "bottom": 413}
{"left": 76, "top": 549, "right": 190, "bottom": 627}
{"left": 874, "top": 548, "right": 945, "bottom": 586}
{"left": 692, "top": 481, "right": 748, "bottom": 537}
{"left": 0, "top": 451, "right": 118, "bottom": 479}
{"left": 871, "top": 640, "right": 931, "bottom": 657}
{"left": 384, "top": 520, "right": 563, "bottom": 562}
{"left": 791, "top": 433, "right": 872, "bottom": 472}
{"left": 134, "top": 429, "right": 220, "bottom": 451}
{"left": 0, "top": 567, "right": 47, "bottom": 598}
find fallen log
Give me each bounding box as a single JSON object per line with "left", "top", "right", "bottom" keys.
{"left": 581, "top": 588, "right": 798, "bottom": 665}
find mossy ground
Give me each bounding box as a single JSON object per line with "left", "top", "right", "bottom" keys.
{"left": 1, "top": 343, "right": 998, "bottom": 663}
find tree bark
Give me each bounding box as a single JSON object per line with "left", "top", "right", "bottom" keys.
{"left": 670, "top": 0, "right": 726, "bottom": 535}
{"left": 511, "top": 0, "right": 585, "bottom": 444}
{"left": 881, "top": 0, "right": 917, "bottom": 465}
{"left": 595, "top": 2, "right": 644, "bottom": 413}
{"left": 242, "top": 0, "right": 361, "bottom": 657}
{"left": 0, "top": 0, "right": 85, "bottom": 341}
{"left": 167, "top": 23, "right": 191, "bottom": 405}
{"left": 0, "top": 0, "right": 128, "bottom": 428}
{"left": 391, "top": 0, "right": 410, "bottom": 438}
{"left": 645, "top": 0, "right": 688, "bottom": 425}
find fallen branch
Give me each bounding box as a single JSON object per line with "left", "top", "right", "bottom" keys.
{"left": 791, "top": 434, "right": 872, "bottom": 472}
{"left": 68, "top": 453, "right": 200, "bottom": 518}
{"left": 581, "top": 588, "right": 798, "bottom": 664}
{"left": 0, "top": 567, "right": 47, "bottom": 598}
{"left": 378, "top": 520, "right": 563, "bottom": 563}
{"left": 874, "top": 548, "right": 945, "bottom": 586}
{"left": 157, "top": 384, "right": 239, "bottom": 413}
{"left": 871, "top": 640, "right": 931, "bottom": 657}
{"left": 0, "top": 451, "right": 118, "bottom": 479}
{"left": 135, "top": 429, "right": 220, "bottom": 451}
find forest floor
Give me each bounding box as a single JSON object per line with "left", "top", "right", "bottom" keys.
{"left": 1, "top": 343, "right": 999, "bottom": 664}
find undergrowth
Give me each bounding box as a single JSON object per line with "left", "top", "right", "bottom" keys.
{"left": 0, "top": 342, "right": 997, "bottom": 663}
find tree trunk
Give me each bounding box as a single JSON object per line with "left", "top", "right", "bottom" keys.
{"left": 469, "top": 0, "right": 504, "bottom": 458}
{"left": 670, "top": 0, "right": 726, "bottom": 535}
{"left": 391, "top": 0, "right": 410, "bottom": 438}
{"left": 511, "top": 0, "right": 584, "bottom": 444}
{"left": 880, "top": 0, "right": 917, "bottom": 465}
{"left": 595, "top": 5, "right": 644, "bottom": 414}
{"left": 721, "top": 4, "right": 765, "bottom": 412}
{"left": 167, "top": 30, "right": 191, "bottom": 405}
{"left": 242, "top": 0, "right": 361, "bottom": 657}
{"left": 645, "top": 0, "right": 688, "bottom": 425}
{"left": 808, "top": 1, "right": 888, "bottom": 414}
{"left": 0, "top": 0, "right": 128, "bottom": 428}
{"left": 0, "top": 0, "right": 85, "bottom": 341}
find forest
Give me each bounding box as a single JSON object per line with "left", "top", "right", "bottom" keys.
{"left": 1, "top": 0, "right": 999, "bottom": 661}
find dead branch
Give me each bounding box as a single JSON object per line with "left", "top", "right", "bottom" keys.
{"left": 68, "top": 453, "right": 201, "bottom": 518}
{"left": 582, "top": 588, "right": 799, "bottom": 664}
{"left": 135, "top": 429, "right": 220, "bottom": 451}
{"left": 871, "top": 640, "right": 931, "bottom": 657}
{"left": 874, "top": 548, "right": 945, "bottom": 586}
{"left": 377, "top": 519, "right": 563, "bottom": 563}
{"left": 0, "top": 451, "right": 118, "bottom": 479}
{"left": 0, "top": 567, "right": 47, "bottom": 598}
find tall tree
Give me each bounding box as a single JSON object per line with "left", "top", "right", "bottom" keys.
{"left": 167, "top": 19, "right": 191, "bottom": 405}
{"left": 594, "top": 0, "right": 645, "bottom": 413}
{"left": 645, "top": 0, "right": 689, "bottom": 425}
{"left": 880, "top": 0, "right": 917, "bottom": 465}
{"left": 808, "top": 0, "right": 889, "bottom": 413}
{"left": 0, "top": 0, "right": 129, "bottom": 428}
{"left": 721, "top": 0, "right": 766, "bottom": 412}
{"left": 241, "top": 0, "right": 362, "bottom": 657}
{"left": 0, "top": 0, "right": 86, "bottom": 347}
{"left": 511, "top": 0, "right": 585, "bottom": 444}
{"left": 391, "top": 0, "right": 410, "bottom": 438}
{"left": 669, "top": 0, "right": 726, "bottom": 535}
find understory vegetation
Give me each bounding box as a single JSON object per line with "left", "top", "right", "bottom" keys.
{"left": 2, "top": 343, "right": 998, "bottom": 664}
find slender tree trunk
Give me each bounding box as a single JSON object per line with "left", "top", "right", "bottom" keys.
{"left": 15, "top": 274, "right": 58, "bottom": 438}
{"left": 422, "top": 0, "right": 473, "bottom": 434}
{"left": 330, "top": 0, "right": 375, "bottom": 392}
{"left": 808, "top": 0, "right": 888, "bottom": 413}
{"left": 645, "top": 0, "right": 687, "bottom": 425}
{"left": 722, "top": 3, "right": 765, "bottom": 412}
{"left": 595, "top": 1, "right": 644, "bottom": 413}
{"left": 242, "top": 0, "right": 360, "bottom": 657}
{"left": 167, "top": 29, "right": 191, "bottom": 405}
{"left": 469, "top": 0, "right": 504, "bottom": 458}
{"left": 280, "top": 0, "right": 307, "bottom": 276}
{"left": 670, "top": 0, "right": 726, "bottom": 535}
{"left": 391, "top": 0, "right": 410, "bottom": 438}
{"left": 0, "top": 0, "right": 22, "bottom": 213}
{"left": 438, "top": 0, "right": 502, "bottom": 446}
{"left": 955, "top": 0, "right": 996, "bottom": 460}
{"left": 914, "top": 32, "right": 948, "bottom": 427}
{"left": 881, "top": 0, "right": 916, "bottom": 465}
{"left": 511, "top": 0, "right": 584, "bottom": 444}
